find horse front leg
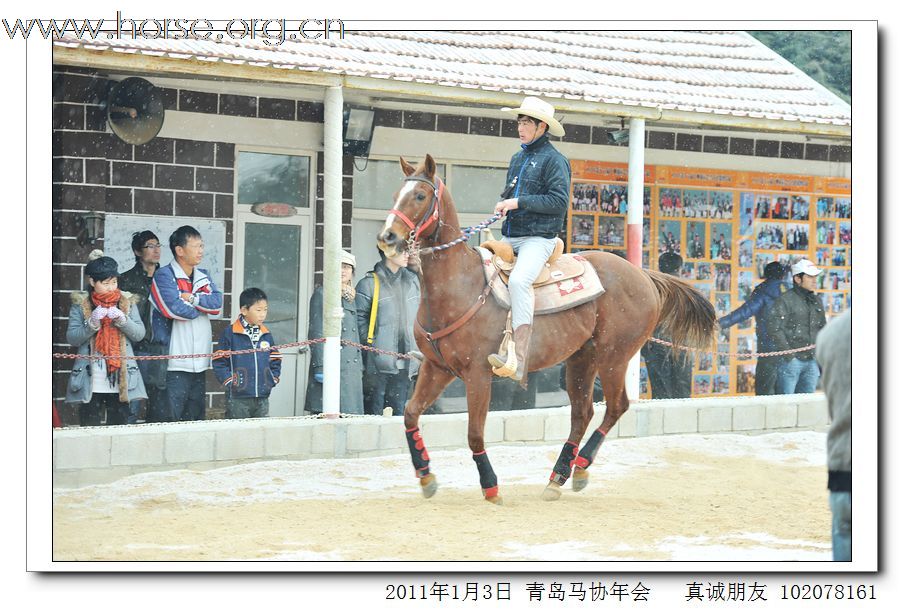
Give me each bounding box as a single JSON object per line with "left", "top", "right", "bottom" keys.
{"left": 464, "top": 371, "right": 501, "bottom": 504}
{"left": 403, "top": 359, "right": 455, "bottom": 498}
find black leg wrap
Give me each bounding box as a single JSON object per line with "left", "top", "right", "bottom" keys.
{"left": 472, "top": 451, "right": 498, "bottom": 492}
{"left": 405, "top": 427, "right": 430, "bottom": 478}
{"left": 550, "top": 442, "right": 579, "bottom": 485}
{"left": 576, "top": 429, "right": 606, "bottom": 469}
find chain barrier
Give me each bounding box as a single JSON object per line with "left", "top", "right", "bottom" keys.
{"left": 53, "top": 335, "right": 814, "bottom": 362}
{"left": 647, "top": 336, "right": 816, "bottom": 358}
{"left": 52, "top": 338, "right": 325, "bottom": 362}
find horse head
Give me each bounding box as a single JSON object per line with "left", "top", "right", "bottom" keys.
{"left": 378, "top": 154, "right": 446, "bottom": 258}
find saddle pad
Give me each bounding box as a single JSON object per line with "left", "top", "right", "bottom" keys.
{"left": 476, "top": 247, "right": 605, "bottom": 315}
{"left": 496, "top": 253, "right": 585, "bottom": 288}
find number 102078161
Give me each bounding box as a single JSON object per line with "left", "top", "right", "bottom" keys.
{"left": 781, "top": 584, "right": 876, "bottom": 600}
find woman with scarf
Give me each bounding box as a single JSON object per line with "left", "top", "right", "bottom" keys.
{"left": 304, "top": 250, "right": 365, "bottom": 415}
{"left": 65, "top": 250, "right": 148, "bottom": 426}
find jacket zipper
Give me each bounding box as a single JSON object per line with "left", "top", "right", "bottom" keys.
{"left": 253, "top": 338, "right": 259, "bottom": 397}
{"left": 513, "top": 154, "right": 533, "bottom": 198}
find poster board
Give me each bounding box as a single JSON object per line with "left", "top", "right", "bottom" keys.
{"left": 102, "top": 214, "right": 228, "bottom": 294}
{"left": 568, "top": 163, "right": 851, "bottom": 398}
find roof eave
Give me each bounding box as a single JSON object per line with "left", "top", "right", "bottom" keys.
{"left": 52, "top": 45, "right": 852, "bottom": 139}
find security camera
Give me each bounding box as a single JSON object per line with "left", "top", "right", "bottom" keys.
{"left": 607, "top": 129, "right": 630, "bottom": 145}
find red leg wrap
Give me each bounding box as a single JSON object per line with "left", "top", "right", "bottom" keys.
{"left": 483, "top": 486, "right": 499, "bottom": 499}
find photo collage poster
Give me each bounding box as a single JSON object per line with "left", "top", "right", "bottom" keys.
{"left": 568, "top": 161, "right": 654, "bottom": 395}
{"left": 568, "top": 162, "right": 852, "bottom": 398}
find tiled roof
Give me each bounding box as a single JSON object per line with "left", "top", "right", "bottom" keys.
{"left": 55, "top": 30, "right": 851, "bottom": 128}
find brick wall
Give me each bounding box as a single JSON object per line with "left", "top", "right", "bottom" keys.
{"left": 51, "top": 65, "right": 356, "bottom": 422}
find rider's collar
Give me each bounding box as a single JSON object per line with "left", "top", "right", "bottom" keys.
{"left": 521, "top": 133, "right": 549, "bottom": 151}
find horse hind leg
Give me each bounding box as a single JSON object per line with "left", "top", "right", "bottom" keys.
{"left": 543, "top": 347, "right": 596, "bottom": 501}
{"left": 573, "top": 362, "right": 631, "bottom": 491}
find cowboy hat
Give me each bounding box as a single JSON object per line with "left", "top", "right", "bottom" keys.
{"left": 501, "top": 96, "right": 565, "bottom": 137}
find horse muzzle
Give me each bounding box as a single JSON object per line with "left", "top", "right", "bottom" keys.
{"left": 377, "top": 227, "right": 406, "bottom": 258}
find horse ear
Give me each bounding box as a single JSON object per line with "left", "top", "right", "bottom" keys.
{"left": 400, "top": 157, "right": 416, "bottom": 177}
{"left": 424, "top": 154, "right": 436, "bottom": 179}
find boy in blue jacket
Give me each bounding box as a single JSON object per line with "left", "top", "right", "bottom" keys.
{"left": 213, "top": 288, "right": 282, "bottom": 418}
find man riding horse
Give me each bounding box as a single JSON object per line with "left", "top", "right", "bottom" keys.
{"left": 488, "top": 96, "right": 571, "bottom": 384}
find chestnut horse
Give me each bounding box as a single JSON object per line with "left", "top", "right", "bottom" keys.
{"left": 378, "top": 155, "right": 716, "bottom": 503}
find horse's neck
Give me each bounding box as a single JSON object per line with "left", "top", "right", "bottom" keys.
{"left": 419, "top": 244, "right": 485, "bottom": 324}
{"left": 417, "top": 197, "right": 486, "bottom": 326}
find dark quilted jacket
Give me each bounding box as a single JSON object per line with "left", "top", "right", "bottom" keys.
{"left": 500, "top": 134, "right": 571, "bottom": 239}
{"left": 764, "top": 285, "right": 827, "bottom": 360}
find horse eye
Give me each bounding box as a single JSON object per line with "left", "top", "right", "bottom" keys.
{"left": 416, "top": 193, "right": 426, "bottom": 201}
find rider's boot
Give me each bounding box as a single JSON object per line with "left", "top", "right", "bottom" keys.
{"left": 510, "top": 324, "right": 533, "bottom": 387}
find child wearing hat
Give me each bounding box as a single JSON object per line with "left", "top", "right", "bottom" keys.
{"left": 212, "top": 287, "right": 282, "bottom": 418}
{"left": 65, "top": 250, "right": 148, "bottom": 426}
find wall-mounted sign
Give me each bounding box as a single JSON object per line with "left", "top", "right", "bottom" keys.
{"left": 251, "top": 202, "right": 297, "bottom": 218}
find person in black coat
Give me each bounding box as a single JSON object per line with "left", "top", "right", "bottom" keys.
{"left": 719, "top": 261, "right": 789, "bottom": 395}
{"left": 304, "top": 250, "right": 364, "bottom": 415}
{"left": 118, "top": 230, "right": 167, "bottom": 422}
{"left": 765, "top": 258, "right": 827, "bottom": 394}
{"left": 640, "top": 252, "right": 692, "bottom": 399}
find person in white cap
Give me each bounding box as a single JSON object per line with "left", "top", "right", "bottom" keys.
{"left": 764, "top": 258, "right": 827, "bottom": 394}
{"left": 488, "top": 96, "right": 571, "bottom": 384}
{"left": 305, "top": 250, "right": 364, "bottom": 414}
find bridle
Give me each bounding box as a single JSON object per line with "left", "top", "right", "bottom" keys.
{"left": 389, "top": 176, "right": 445, "bottom": 249}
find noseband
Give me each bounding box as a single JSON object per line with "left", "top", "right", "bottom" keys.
{"left": 390, "top": 176, "right": 444, "bottom": 243}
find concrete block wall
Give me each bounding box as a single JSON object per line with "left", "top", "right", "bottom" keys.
{"left": 53, "top": 393, "right": 828, "bottom": 488}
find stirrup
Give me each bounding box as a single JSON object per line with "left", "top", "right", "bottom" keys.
{"left": 489, "top": 336, "right": 517, "bottom": 377}
{"left": 488, "top": 313, "right": 516, "bottom": 377}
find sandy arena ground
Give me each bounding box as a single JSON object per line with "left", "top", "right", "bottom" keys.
{"left": 52, "top": 431, "right": 831, "bottom": 562}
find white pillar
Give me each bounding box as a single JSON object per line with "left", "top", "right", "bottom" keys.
{"left": 625, "top": 117, "right": 646, "bottom": 401}
{"left": 321, "top": 86, "right": 344, "bottom": 416}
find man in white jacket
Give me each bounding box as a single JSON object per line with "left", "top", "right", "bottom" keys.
{"left": 150, "top": 225, "right": 222, "bottom": 421}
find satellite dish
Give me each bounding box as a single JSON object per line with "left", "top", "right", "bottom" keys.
{"left": 107, "top": 77, "right": 164, "bottom": 145}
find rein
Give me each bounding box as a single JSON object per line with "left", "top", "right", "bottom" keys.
{"left": 388, "top": 176, "right": 502, "bottom": 255}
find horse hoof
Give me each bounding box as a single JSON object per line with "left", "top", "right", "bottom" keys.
{"left": 542, "top": 482, "right": 563, "bottom": 501}
{"left": 572, "top": 468, "right": 590, "bottom": 492}
{"left": 420, "top": 473, "right": 438, "bottom": 498}
{"left": 485, "top": 495, "right": 503, "bottom": 505}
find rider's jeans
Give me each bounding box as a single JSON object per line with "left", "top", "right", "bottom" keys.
{"left": 504, "top": 236, "right": 557, "bottom": 329}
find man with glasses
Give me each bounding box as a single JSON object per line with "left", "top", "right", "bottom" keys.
{"left": 150, "top": 225, "right": 222, "bottom": 421}
{"left": 119, "top": 230, "right": 169, "bottom": 422}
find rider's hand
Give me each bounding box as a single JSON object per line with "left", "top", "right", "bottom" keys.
{"left": 494, "top": 198, "right": 519, "bottom": 216}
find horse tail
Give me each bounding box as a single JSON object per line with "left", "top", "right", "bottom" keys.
{"left": 644, "top": 269, "right": 717, "bottom": 353}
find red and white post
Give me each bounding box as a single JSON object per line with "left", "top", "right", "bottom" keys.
{"left": 625, "top": 117, "right": 646, "bottom": 400}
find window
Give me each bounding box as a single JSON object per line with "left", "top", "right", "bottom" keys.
{"left": 448, "top": 165, "right": 508, "bottom": 214}
{"left": 352, "top": 159, "right": 446, "bottom": 210}
{"left": 237, "top": 151, "right": 310, "bottom": 208}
